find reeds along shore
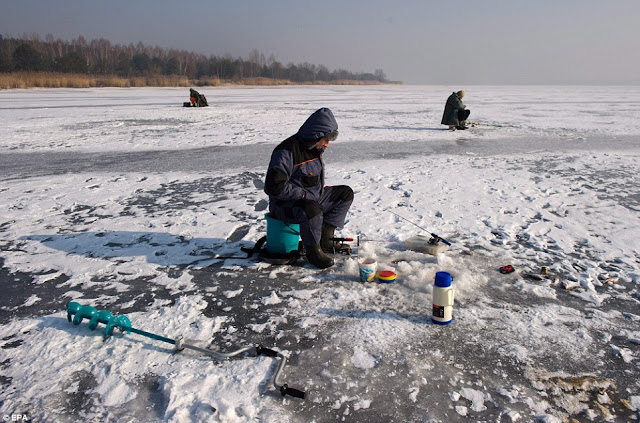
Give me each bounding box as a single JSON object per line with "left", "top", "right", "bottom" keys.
{"left": 0, "top": 72, "right": 190, "bottom": 89}
{"left": 0, "top": 72, "right": 398, "bottom": 89}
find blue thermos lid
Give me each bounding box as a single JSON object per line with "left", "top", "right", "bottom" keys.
{"left": 434, "top": 271, "right": 453, "bottom": 287}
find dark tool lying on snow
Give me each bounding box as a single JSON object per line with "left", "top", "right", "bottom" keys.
{"left": 204, "top": 213, "right": 355, "bottom": 265}
{"left": 241, "top": 235, "right": 302, "bottom": 265}
{"left": 66, "top": 302, "right": 306, "bottom": 399}
{"left": 237, "top": 234, "right": 354, "bottom": 265}
{"left": 204, "top": 236, "right": 301, "bottom": 265}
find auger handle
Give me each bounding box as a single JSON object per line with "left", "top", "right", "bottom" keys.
{"left": 280, "top": 384, "right": 306, "bottom": 399}
{"left": 257, "top": 345, "right": 306, "bottom": 400}
{"left": 256, "top": 345, "right": 279, "bottom": 357}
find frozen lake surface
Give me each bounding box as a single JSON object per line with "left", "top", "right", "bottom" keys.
{"left": 0, "top": 86, "right": 639, "bottom": 422}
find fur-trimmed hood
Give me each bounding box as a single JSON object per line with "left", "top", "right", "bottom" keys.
{"left": 297, "top": 108, "right": 338, "bottom": 148}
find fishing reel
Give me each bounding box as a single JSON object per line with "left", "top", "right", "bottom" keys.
{"left": 428, "top": 233, "right": 452, "bottom": 246}
{"left": 327, "top": 237, "right": 354, "bottom": 255}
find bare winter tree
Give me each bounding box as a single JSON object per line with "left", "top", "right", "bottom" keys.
{"left": 0, "top": 34, "right": 391, "bottom": 83}
{"left": 248, "top": 48, "right": 261, "bottom": 78}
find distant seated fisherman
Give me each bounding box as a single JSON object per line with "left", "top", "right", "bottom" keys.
{"left": 189, "top": 88, "right": 209, "bottom": 107}
{"left": 189, "top": 88, "right": 199, "bottom": 106}
{"left": 264, "top": 108, "right": 354, "bottom": 269}
{"left": 441, "top": 90, "right": 470, "bottom": 130}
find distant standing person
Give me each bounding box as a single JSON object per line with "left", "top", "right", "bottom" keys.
{"left": 441, "top": 90, "right": 470, "bottom": 130}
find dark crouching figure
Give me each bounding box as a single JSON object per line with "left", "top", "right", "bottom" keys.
{"left": 188, "top": 88, "right": 208, "bottom": 107}
{"left": 441, "top": 90, "right": 469, "bottom": 130}
{"left": 264, "top": 108, "right": 354, "bottom": 269}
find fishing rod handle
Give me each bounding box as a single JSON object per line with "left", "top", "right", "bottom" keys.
{"left": 431, "top": 233, "right": 452, "bottom": 246}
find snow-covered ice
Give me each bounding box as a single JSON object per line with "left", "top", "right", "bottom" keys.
{"left": 0, "top": 85, "right": 639, "bottom": 422}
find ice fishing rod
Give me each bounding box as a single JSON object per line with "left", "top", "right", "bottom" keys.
{"left": 387, "top": 210, "right": 452, "bottom": 246}
{"left": 465, "top": 121, "right": 504, "bottom": 128}
{"left": 66, "top": 302, "right": 306, "bottom": 399}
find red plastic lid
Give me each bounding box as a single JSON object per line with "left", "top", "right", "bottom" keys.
{"left": 377, "top": 270, "right": 397, "bottom": 279}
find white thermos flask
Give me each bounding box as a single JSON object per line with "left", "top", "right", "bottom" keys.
{"left": 432, "top": 271, "right": 454, "bottom": 324}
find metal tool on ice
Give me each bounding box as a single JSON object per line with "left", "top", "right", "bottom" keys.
{"left": 66, "top": 301, "right": 305, "bottom": 399}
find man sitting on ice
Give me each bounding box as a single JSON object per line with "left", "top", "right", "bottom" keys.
{"left": 189, "top": 88, "right": 208, "bottom": 107}
{"left": 441, "top": 90, "right": 470, "bottom": 130}
{"left": 264, "top": 108, "right": 354, "bottom": 269}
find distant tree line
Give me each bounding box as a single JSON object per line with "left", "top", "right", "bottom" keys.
{"left": 0, "top": 34, "right": 388, "bottom": 83}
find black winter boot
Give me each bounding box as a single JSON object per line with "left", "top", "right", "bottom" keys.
{"left": 320, "top": 225, "right": 352, "bottom": 254}
{"left": 305, "top": 244, "right": 335, "bottom": 269}
{"left": 320, "top": 225, "right": 336, "bottom": 253}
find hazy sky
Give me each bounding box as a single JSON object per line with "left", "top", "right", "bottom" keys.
{"left": 2, "top": 0, "right": 639, "bottom": 84}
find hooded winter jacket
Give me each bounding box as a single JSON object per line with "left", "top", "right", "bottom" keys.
{"left": 441, "top": 92, "right": 466, "bottom": 126}
{"left": 264, "top": 108, "right": 338, "bottom": 202}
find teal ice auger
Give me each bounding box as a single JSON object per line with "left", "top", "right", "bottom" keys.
{"left": 66, "top": 301, "right": 305, "bottom": 399}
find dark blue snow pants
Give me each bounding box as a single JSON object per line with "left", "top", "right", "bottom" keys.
{"left": 268, "top": 185, "right": 354, "bottom": 245}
